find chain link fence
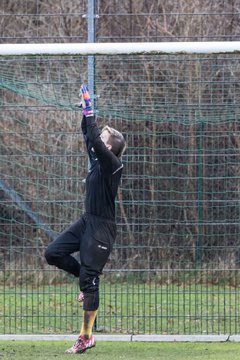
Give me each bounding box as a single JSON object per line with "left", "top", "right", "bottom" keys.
{"left": 0, "top": 1, "right": 240, "bottom": 335}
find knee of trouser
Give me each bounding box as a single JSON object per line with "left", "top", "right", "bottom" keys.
{"left": 44, "top": 245, "right": 59, "bottom": 265}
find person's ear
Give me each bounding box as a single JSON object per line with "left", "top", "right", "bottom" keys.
{"left": 106, "top": 144, "right": 112, "bottom": 151}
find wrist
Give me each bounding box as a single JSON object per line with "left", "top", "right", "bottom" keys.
{"left": 83, "top": 108, "right": 94, "bottom": 117}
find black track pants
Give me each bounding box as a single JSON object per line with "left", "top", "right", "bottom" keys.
{"left": 45, "top": 213, "right": 116, "bottom": 308}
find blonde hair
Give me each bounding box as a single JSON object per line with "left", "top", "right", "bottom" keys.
{"left": 102, "top": 125, "right": 126, "bottom": 157}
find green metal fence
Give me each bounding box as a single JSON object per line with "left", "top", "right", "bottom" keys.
{"left": 1, "top": 0, "right": 240, "bottom": 336}
{"left": 1, "top": 53, "right": 240, "bottom": 334}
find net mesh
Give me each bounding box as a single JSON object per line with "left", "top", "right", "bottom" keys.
{"left": 1, "top": 53, "right": 240, "bottom": 334}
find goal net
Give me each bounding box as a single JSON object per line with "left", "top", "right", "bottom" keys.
{"left": 1, "top": 42, "right": 240, "bottom": 335}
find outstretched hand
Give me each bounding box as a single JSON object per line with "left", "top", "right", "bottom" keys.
{"left": 79, "top": 85, "right": 93, "bottom": 117}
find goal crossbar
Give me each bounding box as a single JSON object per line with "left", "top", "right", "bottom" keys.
{"left": 1, "top": 41, "right": 240, "bottom": 56}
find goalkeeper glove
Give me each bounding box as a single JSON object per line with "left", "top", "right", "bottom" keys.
{"left": 79, "top": 84, "right": 93, "bottom": 117}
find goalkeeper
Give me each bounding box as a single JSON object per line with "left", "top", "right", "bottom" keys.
{"left": 45, "top": 85, "right": 126, "bottom": 354}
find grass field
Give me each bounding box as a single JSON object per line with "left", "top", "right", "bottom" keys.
{"left": 0, "top": 341, "right": 240, "bottom": 360}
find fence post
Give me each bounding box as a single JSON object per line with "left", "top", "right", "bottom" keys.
{"left": 196, "top": 121, "right": 204, "bottom": 267}
{"left": 87, "top": 0, "right": 97, "bottom": 332}
{"left": 87, "top": 0, "right": 96, "bottom": 100}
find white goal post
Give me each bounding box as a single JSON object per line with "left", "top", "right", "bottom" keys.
{"left": 1, "top": 41, "right": 240, "bottom": 56}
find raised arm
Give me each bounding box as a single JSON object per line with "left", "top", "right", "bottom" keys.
{"left": 79, "top": 85, "right": 122, "bottom": 177}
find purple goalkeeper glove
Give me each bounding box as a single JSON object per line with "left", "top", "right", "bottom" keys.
{"left": 79, "top": 85, "right": 93, "bottom": 117}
